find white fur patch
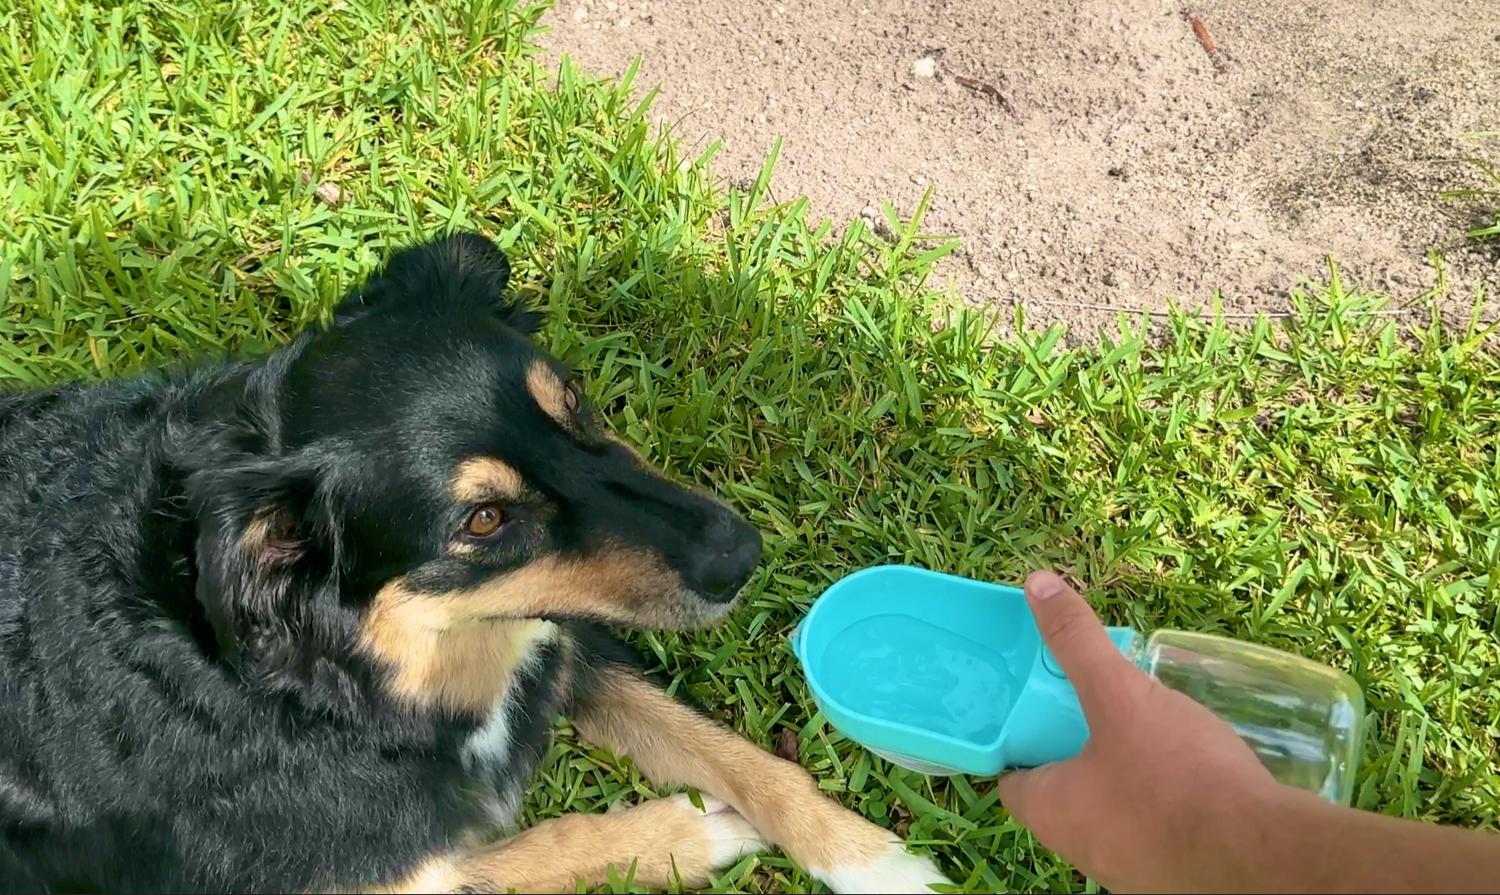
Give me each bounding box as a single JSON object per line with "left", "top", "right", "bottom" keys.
{"left": 686, "top": 795, "right": 771, "bottom": 867}
{"left": 461, "top": 693, "right": 518, "bottom": 770}
{"left": 459, "top": 620, "right": 559, "bottom": 826}
{"left": 812, "top": 839, "right": 950, "bottom": 894}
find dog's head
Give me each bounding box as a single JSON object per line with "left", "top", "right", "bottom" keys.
{"left": 187, "top": 233, "right": 761, "bottom": 705}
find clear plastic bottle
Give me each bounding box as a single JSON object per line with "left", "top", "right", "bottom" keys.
{"left": 1129, "top": 629, "right": 1366, "bottom": 805}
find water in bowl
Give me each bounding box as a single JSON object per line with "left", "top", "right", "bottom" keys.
{"left": 818, "top": 614, "right": 1016, "bottom": 745}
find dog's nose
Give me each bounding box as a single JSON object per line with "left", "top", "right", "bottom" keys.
{"left": 690, "top": 515, "right": 763, "bottom": 603}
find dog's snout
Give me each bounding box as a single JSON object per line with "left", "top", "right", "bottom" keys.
{"left": 688, "top": 513, "right": 762, "bottom": 603}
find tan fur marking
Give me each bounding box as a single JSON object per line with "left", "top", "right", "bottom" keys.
{"left": 362, "top": 855, "right": 465, "bottom": 894}
{"left": 525, "top": 360, "right": 572, "bottom": 425}
{"left": 606, "top": 433, "right": 647, "bottom": 463}
{"left": 365, "top": 547, "right": 699, "bottom": 637}
{"left": 450, "top": 456, "right": 524, "bottom": 503}
{"left": 356, "top": 615, "right": 554, "bottom": 714}
{"left": 550, "top": 634, "right": 577, "bottom": 706}
{"left": 368, "top": 796, "right": 750, "bottom": 894}
{"left": 241, "top": 511, "right": 274, "bottom": 551}
{"left": 607, "top": 434, "right": 708, "bottom": 493}
{"left": 574, "top": 667, "right": 894, "bottom": 875}
{"left": 241, "top": 507, "right": 303, "bottom": 565}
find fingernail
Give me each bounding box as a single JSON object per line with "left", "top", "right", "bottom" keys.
{"left": 1028, "top": 573, "right": 1066, "bottom": 601}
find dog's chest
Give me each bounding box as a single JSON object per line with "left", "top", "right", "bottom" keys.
{"left": 458, "top": 621, "right": 568, "bottom": 825}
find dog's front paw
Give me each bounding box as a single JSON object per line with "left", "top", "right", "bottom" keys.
{"left": 680, "top": 793, "right": 772, "bottom": 873}
{"left": 621, "top": 793, "right": 769, "bottom": 887}
{"left": 810, "top": 835, "right": 950, "bottom": 894}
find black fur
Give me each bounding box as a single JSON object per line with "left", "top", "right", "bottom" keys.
{"left": 0, "top": 233, "right": 762, "bottom": 893}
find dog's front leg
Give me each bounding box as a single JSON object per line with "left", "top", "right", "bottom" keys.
{"left": 367, "top": 793, "right": 766, "bottom": 894}
{"left": 573, "top": 663, "right": 951, "bottom": 894}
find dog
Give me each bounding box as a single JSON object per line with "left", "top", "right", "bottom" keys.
{"left": 0, "top": 233, "right": 950, "bottom": 894}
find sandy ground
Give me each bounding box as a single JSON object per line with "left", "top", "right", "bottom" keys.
{"left": 537, "top": 0, "right": 1500, "bottom": 334}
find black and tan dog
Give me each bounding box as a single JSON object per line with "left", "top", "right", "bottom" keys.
{"left": 0, "top": 233, "right": 948, "bottom": 894}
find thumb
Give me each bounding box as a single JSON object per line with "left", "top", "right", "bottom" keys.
{"left": 994, "top": 764, "right": 1049, "bottom": 821}
{"left": 1024, "top": 570, "right": 1140, "bottom": 719}
{"left": 994, "top": 762, "right": 1076, "bottom": 846}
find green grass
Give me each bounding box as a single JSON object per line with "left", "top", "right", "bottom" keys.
{"left": 3, "top": 1, "right": 1500, "bottom": 892}
{"left": 1444, "top": 131, "right": 1500, "bottom": 246}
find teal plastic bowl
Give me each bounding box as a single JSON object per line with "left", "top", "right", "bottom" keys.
{"left": 790, "top": 565, "right": 1138, "bottom": 776}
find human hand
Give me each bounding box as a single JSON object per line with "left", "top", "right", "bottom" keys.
{"left": 996, "top": 571, "right": 1284, "bottom": 893}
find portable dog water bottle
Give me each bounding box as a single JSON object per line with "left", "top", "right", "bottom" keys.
{"left": 789, "top": 565, "right": 1365, "bottom": 805}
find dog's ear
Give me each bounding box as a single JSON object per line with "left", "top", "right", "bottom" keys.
{"left": 187, "top": 456, "right": 340, "bottom": 660}
{"left": 333, "top": 231, "right": 541, "bottom": 334}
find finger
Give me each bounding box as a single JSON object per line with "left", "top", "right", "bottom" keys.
{"left": 993, "top": 767, "right": 1038, "bottom": 819}
{"left": 1025, "top": 570, "right": 1144, "bottom": 720}
{"left": 995, "top": 762, "right": 1076, "bottom": 849}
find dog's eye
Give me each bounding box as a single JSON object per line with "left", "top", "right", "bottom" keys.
{"left": 562, "top": 382, "right": 580, "bottom": 414}
{"left": 465, "top": 505, "right": 504, "bottom": 538}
